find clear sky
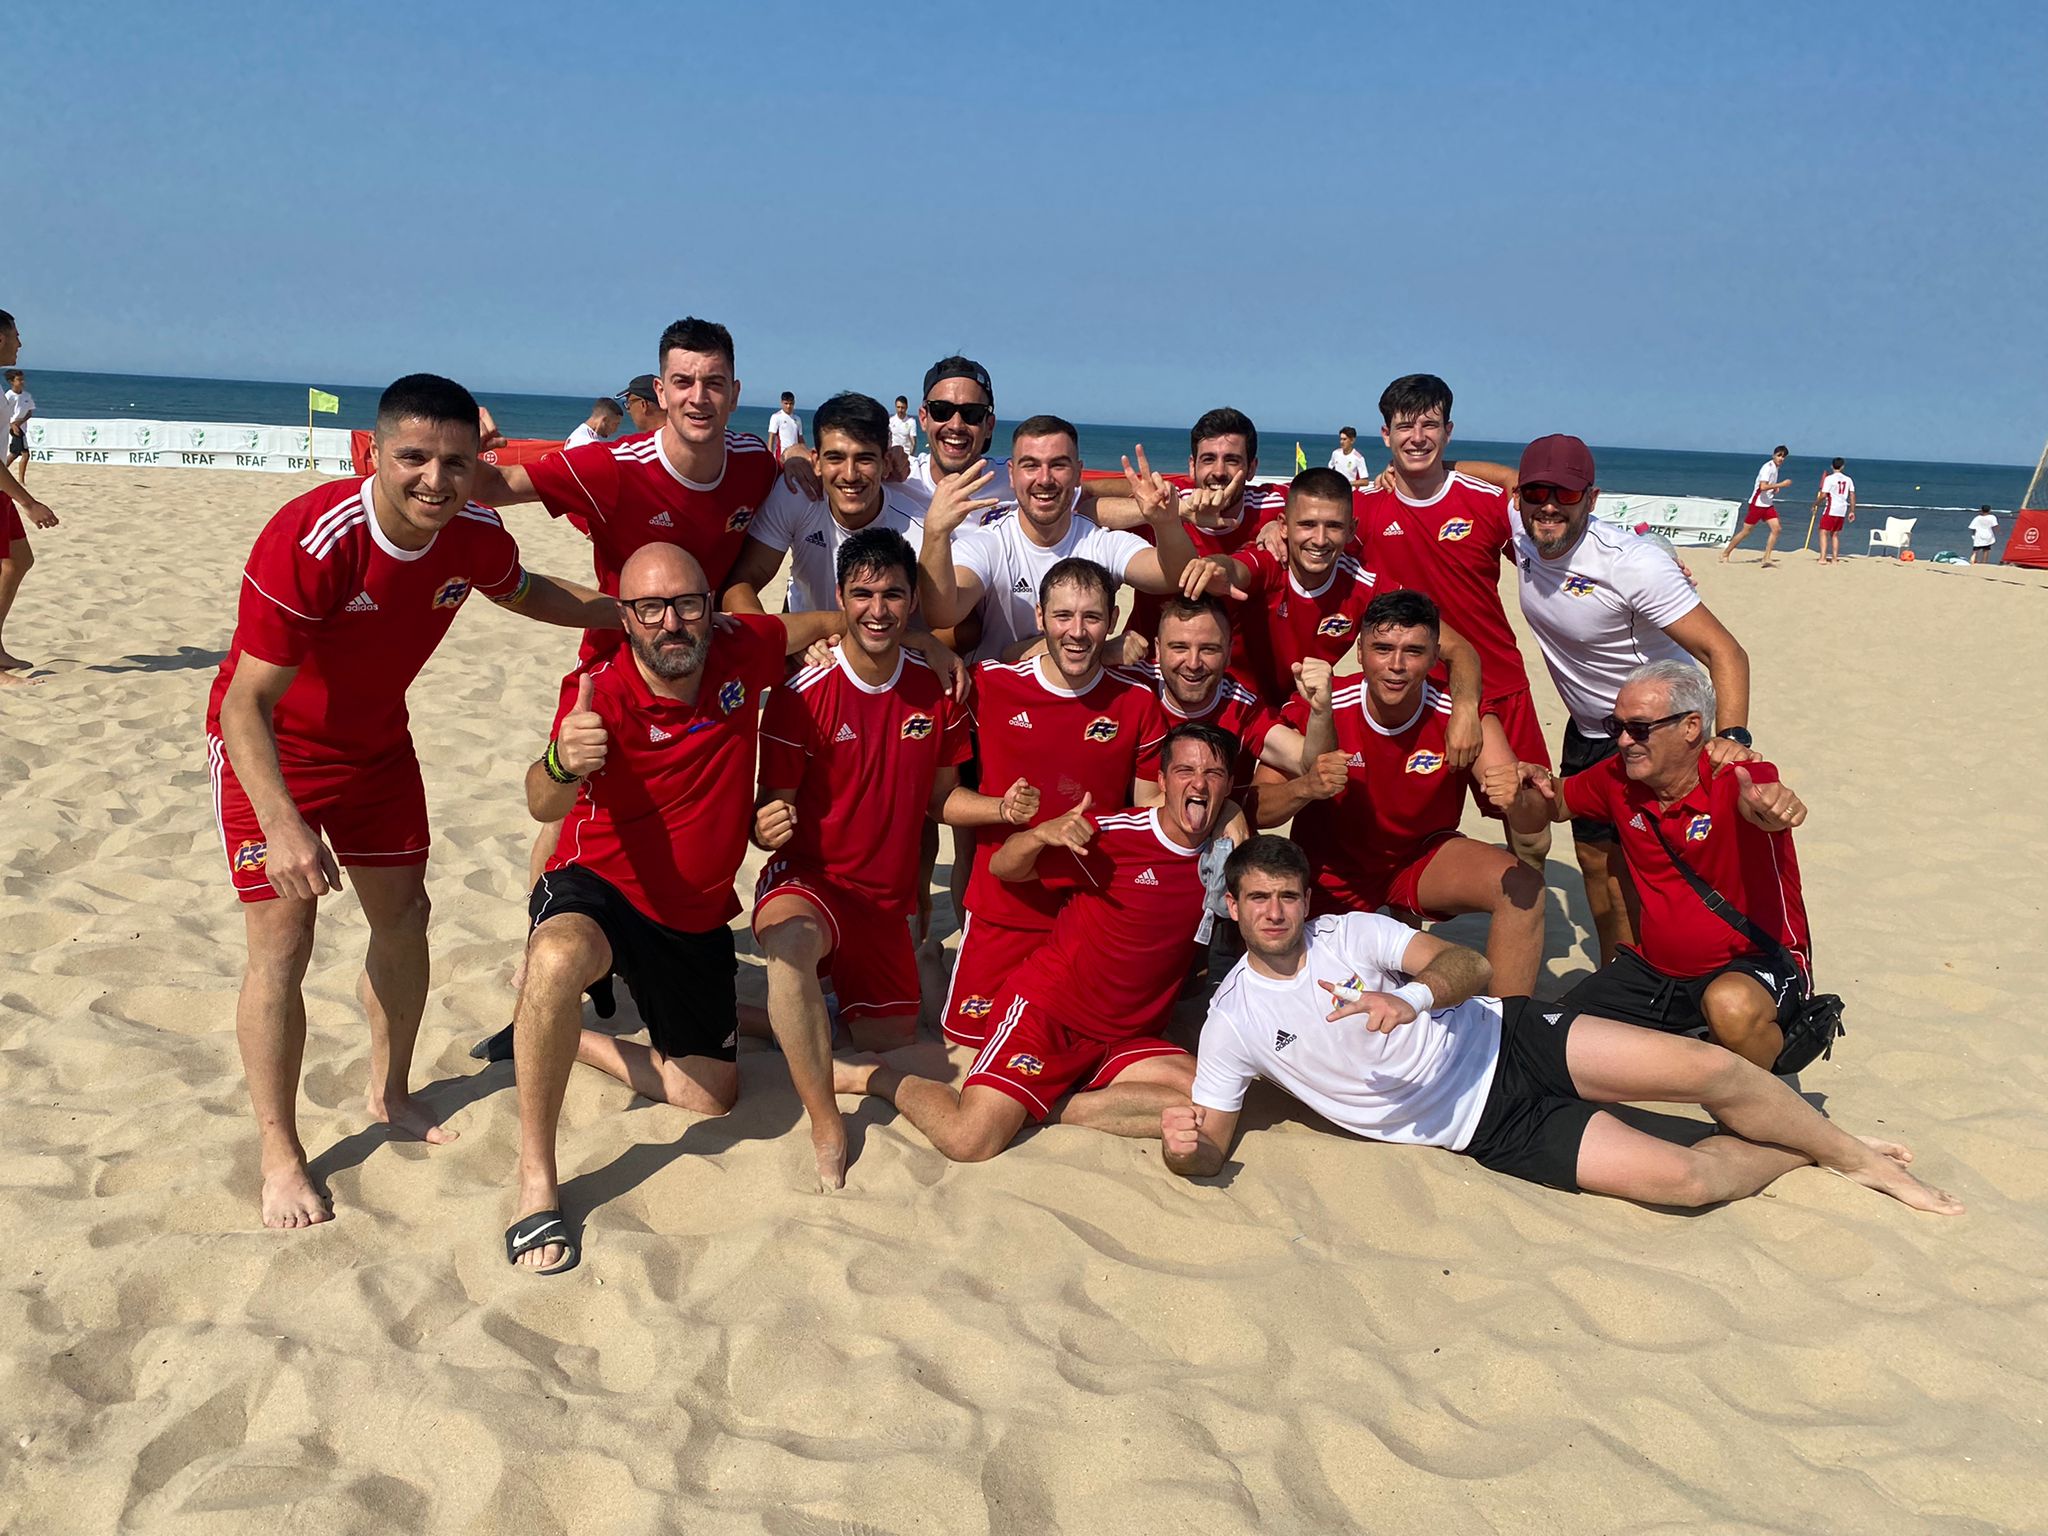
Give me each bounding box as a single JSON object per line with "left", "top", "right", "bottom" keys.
{"left": 16, "top": 1, "right": 2047, "bottom": 463}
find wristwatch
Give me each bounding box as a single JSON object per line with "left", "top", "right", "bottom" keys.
{"left": 1715, "top": 726, "right": 1753, "bottom": 748}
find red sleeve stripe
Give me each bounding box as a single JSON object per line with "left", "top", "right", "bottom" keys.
{"left": 1424, "top": 684, "right": 1454, "bottom": 714}
{"left": 300, "top": 508, "right": 367, "bottom": 560}
{"left": 302, "top": 494, "right": 366, "bottom": 552}
{"left": 557, "top": 453, "right": 607, "bottom": 519}
{"left": 242, "top": 570, "right": 321, "bottom": 621}
{"left": 1333, "top": 682, "right": 1366, "bottom": 708}
{"left": 759, "top": 728, "right": 807, "bottom": 751}
{"left": 458, "top": 504, "right": 503, "bottom": 527}
{"left": 787, "top": 663, "right": 835, "bottom": 693}
{"left": 1447, "top": 471, "right": 1505, "bottom": 499}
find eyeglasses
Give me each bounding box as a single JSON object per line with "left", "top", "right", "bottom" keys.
{"left": 1519, "top": 484, "right": 1586, "bottom": 508}
{"left": 924, "top": 400, "right": 992, "bottom": 426}
{"left": 1600, "top": 711, "right": 1690, "bottom": 742}
{"left": 620, "top": 591, "right": 711, "bottom": 625}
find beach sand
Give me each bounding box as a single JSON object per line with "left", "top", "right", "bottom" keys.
{"left": 2, "top": 464, "right": 2044, "bottom": 1534}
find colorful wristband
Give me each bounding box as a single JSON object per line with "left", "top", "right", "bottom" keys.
{"left": 541, "top": 739, "right": 578, "bottom": 785}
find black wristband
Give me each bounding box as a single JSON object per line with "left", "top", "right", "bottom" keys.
{"left": 541, "top": 739, "right": 578, "bottom": 785}
{"left": 1715, "top": 726, "right": 1753, "bottom": 748}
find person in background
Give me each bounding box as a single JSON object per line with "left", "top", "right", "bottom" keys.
{"left": 888, "top": 395, "right": 919, "bottom": 463}
{"left": 4, "top": 366, "right": 32, "bottom": 485}
{"left": 0, "top": 312, "right": 58, "bottom": 686}
{"left": 1328, "top": 426, "right": 1370, "bottom": 488}
{"left": 1721, "top": 445, "right": 1792, "bottom": 568}
{"left": 1813, "top": 458, "right": 1855, "bottom": 565}
{"left": 619, "top": 375, "right": 663, "bottom": 435}
{"left": 564, "top": 397, "right": 623, "bottom": 451}
{"left": 1969, "top": 505, "right": 1999, "bottom": 565}
{"left": 767, "top": 392, "right": 804, "bottom": 461}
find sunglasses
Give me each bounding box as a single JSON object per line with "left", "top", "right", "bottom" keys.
{"left": 924, "top": 399, "right": 992, "bottom": 426}
{"left": 1519, "top": 483, "right": 1586, "bottom": 508}
{"left": 620, "top": 591, "right": 711, "bottom": 625}
{"left": 1600, "top": 711, "right": 1690, "bottom": 742}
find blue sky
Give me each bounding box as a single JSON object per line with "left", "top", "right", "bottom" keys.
{"left": 16, "top": 2, "right": 2047, "bottom": 463}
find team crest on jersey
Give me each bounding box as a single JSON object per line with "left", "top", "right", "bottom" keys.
{"left": 1315, "top": 614, "right": 1353, "bottom": 638}
{"left": 1561, "top": 574, "right": 1597, "bottom": 597}
{"left": 959, "top": 996, "right": 994, "bottom": 1019}
{"left": 1405, "top": 749, "right": 1445, "bottom": 775}
{"left": 900, "top": 713, "right": 935, "bottom": 740}
{"left": 1083, "top": 716, "right": 1119, "bottom": 743}
{"left": 982, "top": 508, "right": 1009, "bottom": 526}
{"left": 1438, "top": 517, "right": 1474, "bottom": 542}
{"left": 726, "top": 505, "right": 756, "bottom": 532}
{"left": 431, "top": 577, "right": 472, "bottom": 610}
{"left": 1005, "top": 1053, "right": 1045, "bottom": 1077}
{"left": 717, "top": 679, "right": 745, "bottom": 714}
{"left": 1685, "top": 813, "right": 1713, "bottom": 842}
{"left": 232, "top": 839, "right": 268, "bottom": 873}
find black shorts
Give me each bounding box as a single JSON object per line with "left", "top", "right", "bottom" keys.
{"left": 1559, "top": 721, "right": 1620, "bottom": 844}
{"left": 1460, "top": 996, "right": 1597, "bottom": 1192}
{"left": 957, "top": 725, "right": 982, "bottom": 792}
{"left": 6, "top": 430, "right": 24, "bottom": 459}
{"left": 528, "top": 865, "right": 738, "bottom": 1062}
{"left": 1560, "top": 946, "right": 1808, "bottom": 1040}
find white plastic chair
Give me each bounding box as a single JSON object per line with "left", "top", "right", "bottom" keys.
{"left": 1869, "top": 516, "right": 1916, "bottom": 556}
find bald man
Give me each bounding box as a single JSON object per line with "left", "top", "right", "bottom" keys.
{"left": 496, "top": 543, "right": 844, "bottom": 1274}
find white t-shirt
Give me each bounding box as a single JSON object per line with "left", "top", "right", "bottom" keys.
{"left": 1820, "top": 472, "right": 1854, "bottom": 518}
{"left": 5, "top": 388, "right": 33, "bottom": 430}
{"left": 888, "top": 414, "right": 919, "bottom": 458}
{"left": 950, "top": 508, "right": 1149, "bottom": 660}
{"left": 1328, "top": 447, "right": 1370, "bottom": 484}
{"left": 893, "top": 450, "right": 1016, "bottom": 510}
{"left": 746, "top": 481, "right": 925, "bottom": 613}
{"left": 564, "top": 422, "right": 602, "bottom": 450}
{"left": 1752, "top": 459, "right": 1783, "bottom": 508}
{"left": 1194, "top": 912, "right": 1504, "bottom": 1153}
{"left": 1512, "top": 515, "right": 1700, "bottom": 737}
{"left": 1970, "top": 512, "right": 1999, "bottom": 548}
{"left": 767, "top": 410, "right": 801, "bottom": 454}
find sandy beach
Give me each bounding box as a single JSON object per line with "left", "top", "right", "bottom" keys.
{"left": 2, "top": 462, "right": 2045, "bottom": 1534}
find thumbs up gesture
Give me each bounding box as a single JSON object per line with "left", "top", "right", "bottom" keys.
{"left": 555, "top": 674, "right": 610, "bottom": 778}
{"left": 1035, "top": 790, "right": 1097, "bottom": 852}
{"left": 1734, "top": 765, "right": 1805, "bottom": 831}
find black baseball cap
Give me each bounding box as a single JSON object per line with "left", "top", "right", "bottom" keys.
{"left": 618, "top": 374, "right": 658, "bottom": 405}
{"left": 922, "top": 356, "right": 993, "bottom": 405}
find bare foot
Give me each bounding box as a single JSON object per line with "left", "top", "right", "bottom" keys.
{"left": 260, "top": 1159, "right": 333, "bottom": 1229}
{"left": 1857, "top": 1134, "right": 1913, "bottom": 1166}
{"left": 813, "top": 1123, "right": 848, "bottom": 1192}
{"left": 368, "top": 1091, "right": 457, "bottom": 1144}
{"left": 0, "top": 668, "right": 36, "bottom": 687}
{"left": 1837, "top": 1145, "right": 1964, "bottom": 1214}
{"left": 1760, "top": 559, "right": 1778, "bottom": 569}
{"left": 833, "top": 1053, "right": 883, "bottom": 1096}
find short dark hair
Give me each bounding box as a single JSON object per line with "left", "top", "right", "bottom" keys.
{"left": 4, "top": 369, "right": 21, "bottom": 385}
{"left": 1362, "top": 588, "right": 1441, "bottom": 639}
{"left": 780, "top": 391, "right": 795, "bottom": 404}
{"left": 1155, "top": 592, "right": 1232, "bottom": 639}
{"left": 1224, "top": 834, "right": 1310, "bottom": 897}
{"left": 1039, "top": 555, "right": 1114, "bottom": 611}
{"left": 895, "top": 395, "right": 909, "bottom": 407}
{"left": 1339, "top": 426, "right": 1357, "bottom": 439}
{"left": 658, "top": 316, "right": 735, "bottom": 373}
{"left": 1981, "top": 504, "right": 1993, "bottom": 514}
{"left": 376, "top": 373, "right": 481, "bottom": 436}
{"left": 837, "top": 526, "right": 918, "bottom": 592}
{"left": 1830, "top": 457, "right": 1845, "bottom": 471}
{"left": 1773, "top": 444, "right": 1789, "bottom": 456}
{"left": 1190, "top": 406, "right": 1257, "bottom": 464}
{"left": 1161, "top": 721, "right": 1237, "bottom": 773}
{"left": 593, "top": 397, "right": 622, "bottom": 416}
{"left": 1012, "top": 414, "right": 1079, "bottom": 454}
{"left": 1379, "top": 374, "right": 1453, "bottom": 425}
{"left": 1288, "top": 466, "right": 1355, "bottom": 511}
{"left": 812, "top": 391, "right": 890, "bottom": 455}
{"left": 0, "top": 309, "right": 14, "bottom": 331}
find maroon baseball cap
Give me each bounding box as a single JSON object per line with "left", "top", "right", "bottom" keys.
{"left": 1518, "top": 434, "right": 1597, "bottom": 493}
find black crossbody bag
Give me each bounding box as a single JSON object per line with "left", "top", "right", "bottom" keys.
{"left": 1649, "top": 823, "right": 1845, "bottom": 1074}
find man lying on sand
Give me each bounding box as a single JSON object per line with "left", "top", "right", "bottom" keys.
{"left": 1161, "top": 835, "right": 1963, "bottom": 1215}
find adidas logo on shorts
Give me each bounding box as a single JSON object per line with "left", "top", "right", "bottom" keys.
{"left": 1544, "top": 1011, "right": 1562, "bottom": 1026}
{"left": 1135, "top": 868, "right": 1159, "bottom": 887}
{"left": 805, "top": 529, "right": 828, "bottom": 547}
{"left": 649, "top": 511, "right": 674, "bottom": 527}
{"left": 835, "top": 723, "right": 857, "bottom": 743}
{"left": 1382, "top": 520, "right": 1404, "bottom": 536}
{"left": 345, "top": 590, "right": 378, "bottom": 613}
{"left": 1009, "top": 711, "right": 1033, "bottom": 728}
{"left": 1275, "top": 1029, "right": 1296, "bottom": 1050}
{"left": 648, "top": 724, "right": 672, "bottom": 743}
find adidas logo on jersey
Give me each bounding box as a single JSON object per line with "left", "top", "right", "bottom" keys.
{"left": 1346, "top": 752, "right": 1365, "bottom": 768}
{"left": 1011, "top": 577, "right": 1033, "bottom": 593}
{"left": 345, "top": 590, "right": 378, "bottom": 613}
{"left": 834, "top": 723, "right": 857, "bottom": 743}
{"left": 649, "top": 511, "right": 674, "bottom": 527}
{"left": 648, "top": 724, "right": 672, "bottom": 743}
{"left": 1135, "top": 868, "right": 1159, "bottom": 887}
{"left": 1382, "top": 520, "right": 1405, "bottom": 536}
{"left": 1009, "top": 711, "right": 1033, "bottom": 728}
{"left": 1274, "top": 1029, "right": 1297, "bottom": 1050}
{"left": 1629, "top": 813, "right": 1648, "bottom": 830}
{"left": 804, "top": 530, "right": 828, "bottom": 547}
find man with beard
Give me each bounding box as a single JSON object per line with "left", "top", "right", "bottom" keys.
{"left": 836, "top": 722, "right": 1250, "bottom": 1163}
{"left": 496, "top": 543, "right": 839, "bottom": 1273}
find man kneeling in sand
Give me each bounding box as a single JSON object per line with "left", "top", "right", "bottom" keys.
{"left": 1161, "top": 836, "right": 1963, "bottom": 1215}
{"left": 836, "top": 723, "right": 1249, "bottom": 1161}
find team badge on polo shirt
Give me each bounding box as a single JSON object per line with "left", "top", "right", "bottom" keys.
{"left": 900, "top": 714, "right": 935, "bottom": 740}
{"left": 431, "top": 577, "right": 472, "bottom": 610}
{"left": 1316, "top": 614, "right": 1353, "bottom": 638}
{"left": 1685, "top": 813, "right": 1713, "bottom": 842}
{"left": 232, "top": 839, "right": 268, "bottom": 872}
{"left": 1438, "top": 517, "right": 1473, "bottom": 541}
{"left": 1006, "top": 1053, "right": 1045, "bottom": 1077}
{"left": 725, "top": 505, "right": 755, "bottom": 532}
{"left": 1562, "top": 574, "right": 1597, "bottom": 597}
{"left": 960, "top": 996, "right": 994, "bottom": 1019}
{"left": 1405, "top": 750, "right": 1445, "bottom": 775}
{"left": 717, "top": 679, "right": 745, "bottom": 714}
{"left": 1084, "top": 716, "right": 1119, "bottom": 743}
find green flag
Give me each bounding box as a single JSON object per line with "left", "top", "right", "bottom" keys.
{"left": 308, "top": 388, "right": 341, "bottom": 414}
{"left": 1294, "top": 440, "right": 1307, "bottom": 473}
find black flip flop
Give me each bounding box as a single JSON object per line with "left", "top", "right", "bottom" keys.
{"left": 505, "top": 1210, "right": 579, "bottom": 1275}
{"left": 470, "top": 1024, "right": 515, "bottom": 1063}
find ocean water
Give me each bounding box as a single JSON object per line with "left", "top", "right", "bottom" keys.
{"left": 21, "top": 368, "right": 2038, "bottom": 557}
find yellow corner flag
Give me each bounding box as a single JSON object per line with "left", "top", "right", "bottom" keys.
{"left": 1294, "top": 441, "right": 1307, "bottom": 473}
{"left": 308, "top": 388, "right": 341, "bottom": 414}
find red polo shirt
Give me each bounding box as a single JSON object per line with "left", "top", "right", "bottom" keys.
{"left": 1562, "top": 750, "right": 1811, "bottom": 980}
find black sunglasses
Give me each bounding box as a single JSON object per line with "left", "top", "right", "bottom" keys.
{"left": 924, "top": 399, "right": 992, "bottom": 426}
{"left": 620, "top": 591, "right": 711, "bottom": 625}
{"left": 1520, "top": 483, "right": 1586, "bottom": 508}
{"left": 1601, "top": 711, "right": 1690, "bottom": 742}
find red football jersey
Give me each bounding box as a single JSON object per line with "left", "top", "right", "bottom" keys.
{"left": 1354, "top": 472, "right": 1528, "bottom": 700}
{"left": 1127, "top": 479, "right": 1289, "bottom": 641}
{"left": 965, "top": 658, "right": 1170, "bottom": 930}
{"left": 1231, "top": 545, "right": 1379, "bottom": 705}
{"left": 206, "top": 477, "right": 525, "bottom": 765}
{"left": 757, "top": 647, "right": 973, "bottom": 915}
{"left": 525, "top": 428, "right": 777, "bottom": 663}
{"left": 1011, "top": 807, "right": 1214, "bottom": 1042}
{"left": 1130, "top": 660, "right": 1280, "bottom": 793}
{"left": 1562, "top": 751, "right": 1812, "bottom": 981}
{"left": 549, "top": 613, "right": 786, "bottom": 930}
{"left": 1286, "top": 681, "right": 1468, "bottom": 909}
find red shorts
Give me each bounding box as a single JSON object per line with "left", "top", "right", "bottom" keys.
{"left": 0, "top": 497, "right": 24, "bottom": 547}
{"left": 207, "top": 734, "right": 429, "bottom": 903}
{"left": 941, "top": 912, "right": 1046, "bottom": 1046}
{"left": 1309, "top": 831, "right": 1460, "bottom": 922}
{"left": 963, "top": 992, "right": 1187, "bottom": 1121}
{"left": 752, "top": 860, "right": 919, "bottom": 1022}
{"left": 1744, "top": 499, "right": 1778, "bottom": 527}
{"left": 1819, "top": 515, "right": 1846, "bottom": 533}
